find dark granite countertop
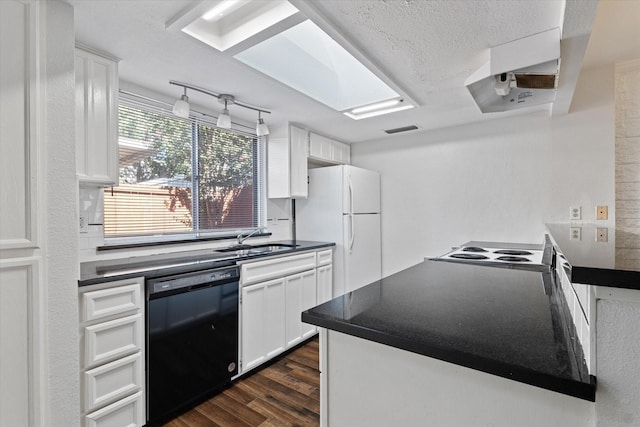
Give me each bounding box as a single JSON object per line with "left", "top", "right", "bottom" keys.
{"left": 546, "top": 223, "right": 640, "bottom": 290}
{"left": 79, "top": 240, "right": 334, "bottom": 286}
{"left": 303, "top": 260, "right": 595, "bottom": 401}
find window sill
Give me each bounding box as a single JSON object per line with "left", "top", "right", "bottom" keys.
{"left": 96, "top": 232, "right": 272, "bottom": 252}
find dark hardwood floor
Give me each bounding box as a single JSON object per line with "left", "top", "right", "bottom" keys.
{"left": 164, "top": 338, "right": 320, "bottom": 427}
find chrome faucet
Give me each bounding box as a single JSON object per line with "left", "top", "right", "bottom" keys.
{"left": 237, "top": 229, "right": 261, "bottom": 245}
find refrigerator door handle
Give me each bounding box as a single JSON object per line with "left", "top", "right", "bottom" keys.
{"left": 349, "top": 177, "right": 355, "bottom": 252}
{"left": 349, "top": 214, "right": 355, "bottom": 253}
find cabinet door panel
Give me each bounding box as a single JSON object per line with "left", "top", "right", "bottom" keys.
{"left": 241, "top": 252, "right": 316, "bottom": 286}
{"left": 317, "top": 265, "right": 333, "bottom": 305}
{"left": 241, "top": 282, "right": 267, "bottom": 371}
{"left": 289, "top": 125, "right": 308, "bottom": 198}
{"left": 264, "top": 279, "right": 286, "bottom": 358}
{"left": 75, "top": 48, "right": 119, "bottom": 185}
{"left": 309, "top": 132, "right": 333, "bottom": 160}
{"left": 84, "top": 352, "right": 142, "bottom": 412}
{"left": 85, "top": 390, "right": 144, "bottom": 427}
{"left": 317, "top": 249, "right": 333, "bottom": 266}
{"left": 301, "top": 270, "right": 318, "bottom": 339}
{"left": 84, "top": 313, "right": 143, "bottom": 369}
{"left": 81, "top": 281, "right": 142, "bottom": 324}
{"left": 285, "top": 270, "right": 317, "bottom": 347}
{"left": 241, "top": 278, "right": 286, "bottom": 373}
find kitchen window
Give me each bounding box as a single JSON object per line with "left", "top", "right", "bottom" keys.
{"left": 103, "top": 95, "right": 266, "bottom": 243}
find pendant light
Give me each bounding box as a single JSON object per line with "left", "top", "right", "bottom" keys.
{"left": 172, "top": 87, "right": 190, "bottom": 118}
{"left": 256, "top": 111, "right": 269, "bottom": 136}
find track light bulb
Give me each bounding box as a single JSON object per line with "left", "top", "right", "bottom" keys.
{"left": 217, "top": 102, "right": 231, "bottom": 129}
{"left": 173, "top": 89, "right": 190, "bottom": 118}
{"left": 256, "top": 116, "right": 269, "bottom": 136}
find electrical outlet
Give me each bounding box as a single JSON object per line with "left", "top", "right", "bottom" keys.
{"left": 570, "top": 227, "right": 581, "bottom": 240}
{"left": 79, "top": 215, "right": 88, "bottom": 233}
{"left": 596, "top": 227, "right": 608, "bottom": 242}
{"left": 596, "top": 205, "right": 608, "bottom": 220}
{"left": 570, "top": 206, "right": 581, "bottom": 220}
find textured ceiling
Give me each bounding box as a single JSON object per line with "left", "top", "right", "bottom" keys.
{"left": 66, "top": 0, "right": 631, "bottom": 143}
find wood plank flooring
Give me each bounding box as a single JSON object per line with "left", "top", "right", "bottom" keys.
{"left": 164, "top": 338, "right": 320, "bottom": 427}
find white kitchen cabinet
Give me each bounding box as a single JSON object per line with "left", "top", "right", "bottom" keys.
{"left": 75, "top": 46, "right": 119, "bottom": 186}
{"left": 309, "top": 131, "right": 351, "bottom": 165}
{"left": 332, "top": 140, "right": 351, "bottom": 164}
{"left": 309, "top": 132, "right": 333, "bottom": 160}
{"left": 241, "top": 278, "right": 286, "bottom": 372}
{"left": 268, "top": 124, "right": 308, "bottom": 198}
{"left": 285, "top": 269, "right": 317, "bottom": 347}
{"left": 79, "top": 277, "right": 145, "bottom": 426}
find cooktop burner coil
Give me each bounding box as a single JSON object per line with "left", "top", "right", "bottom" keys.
{"left": 450, "top": 253, "right": 490, "bottom": 260}
{"left": 495, "top": 256, "right": 531, "bottom": 262}
{"left": 493, "top": 249, "right": 533, "bottom": 256}
{"left": 462, "top": 247, "right": 489, "bottom": 253}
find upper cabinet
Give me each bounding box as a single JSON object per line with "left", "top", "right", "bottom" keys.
{"left": 309, "top": 132, "right": 351, "bottom": 166}
{"left": 268, "top": 125, "right": 350, "bottom": 199}
{"left": 75, "top": 46, "right": 119, "bottom": 186}
{"left": 268, "top": 124, "right": 309, "bottom": 199}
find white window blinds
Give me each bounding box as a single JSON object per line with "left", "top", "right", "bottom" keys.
{"left": 104, "top": 96, "right": 266, "bottom": 240}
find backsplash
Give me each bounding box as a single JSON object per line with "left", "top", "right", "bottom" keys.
{"left": 78, "top": 188, "right": 293, "bottom": 262}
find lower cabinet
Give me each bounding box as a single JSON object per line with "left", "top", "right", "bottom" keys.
{"left": 241, "top": 278, "right": 286, "bottom": 372}
{"left": 79, "top": 277, "right": 145, "bottom": 427}
{"left": 285, "top": 269, "right": 317, "bottom": 347}
{"left": 239, "top": 249, "right": 333, "bottom": 374}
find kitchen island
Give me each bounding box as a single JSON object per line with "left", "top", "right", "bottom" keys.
{"left": 546, "top": 223, "right": 640, "bottom": 426}
{"left": 302, "top": 260, "right": 595, "bottom": 427}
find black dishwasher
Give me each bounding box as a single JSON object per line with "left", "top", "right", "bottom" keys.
{"left": 146, "top": 265, "right": 239, "bottom": 424}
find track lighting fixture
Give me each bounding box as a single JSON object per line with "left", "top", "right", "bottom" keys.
{"left": 169, "top": 81, "right": 270, "bottom": 135}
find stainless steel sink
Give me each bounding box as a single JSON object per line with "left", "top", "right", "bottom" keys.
{"left": 215, "top": 243, "right": 298, "bottom": 256}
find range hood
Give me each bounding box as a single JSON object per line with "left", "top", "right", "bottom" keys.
{"left": 465, "top": 28, "right": 561, "bottom": 113}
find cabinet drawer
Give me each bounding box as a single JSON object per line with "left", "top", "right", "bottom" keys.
{"left": 81, "top": 281, "right": 142, "bottom": 324}
{"left": 83, "top": 352, "right": 143, "bottom": 413}
{"left": 317, "top": 249, "right": 332, "bottom": 266}
{"left": 85, "top": 390, "right": 144, "bottom": 427}
{"left": 241, "top": 252, "right": 317, "bottom": 286}
{"left": 84, "top": 313, "right": 143, "bottom": 369}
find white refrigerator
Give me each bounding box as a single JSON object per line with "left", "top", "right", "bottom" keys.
{"left": 296, "top": 165, "right": 381, "bottom": 297}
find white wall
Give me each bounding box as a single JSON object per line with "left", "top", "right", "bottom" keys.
{"left": 44, "top": 1, "right": 81, "bottom": 425}
{"left": 352, "top": 64, "right": 615, "bottom": 277}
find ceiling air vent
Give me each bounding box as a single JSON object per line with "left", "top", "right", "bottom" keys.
{"left": 384, "top": 125, "right": 418, "bottom": 134}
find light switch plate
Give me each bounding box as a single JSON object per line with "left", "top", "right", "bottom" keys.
{"left": 596, "top": 227, "right": 608, "bottom": 242}
{"left": 596, "top": 205, "right": 608, "bottom": 220}
{"left": 570, "top": 206, "right": 581, "bottom": 220}
{"left": 570, "top": 227, "right": 581, "bottom": 240}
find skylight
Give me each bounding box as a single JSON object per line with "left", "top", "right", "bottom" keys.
{"left": 179, "top": 0, "right": 300, "bottom": 53}
{"left": 233, "top": 19, "right": 402, "bottom": 113}
{"left": 171, "top": 1, "right": 414, "bottom": 119}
